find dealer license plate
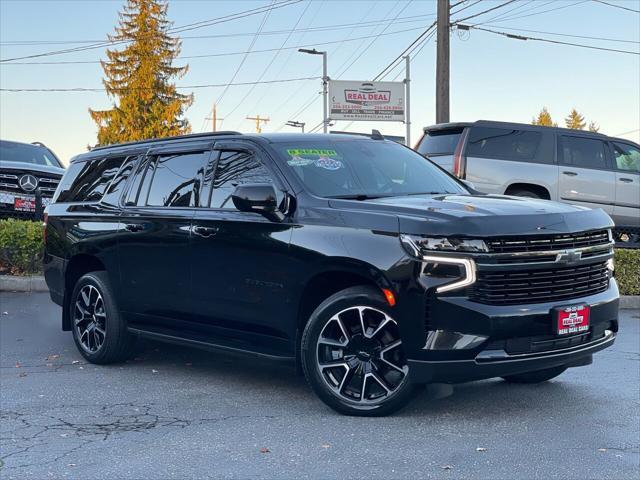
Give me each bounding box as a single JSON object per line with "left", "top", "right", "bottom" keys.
{"left": 555, "top": 305, "right": 590, "bottom": 336}
{"left": 14, "top": 197, "right": 36, "bottom": 212}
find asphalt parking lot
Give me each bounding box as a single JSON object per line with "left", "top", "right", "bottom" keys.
{"left": 1, "top": 292, "right": 638, "bottom": 479}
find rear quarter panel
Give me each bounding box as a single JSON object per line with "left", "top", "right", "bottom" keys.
{"left": 467, "top": 157, "right": 559, "bottom": 198}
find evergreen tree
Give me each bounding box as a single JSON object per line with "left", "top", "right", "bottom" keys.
{"left": 565, "top": 108, "right": 586, "bottom": 130}
{"left": 90, "top": 0, "right": 192, "bottom": 145}
{"left": 532, "top": 107, "right": 557, "bottom": 127}
{"left": 588, "top": 121, "right": 600, "bottom": 133}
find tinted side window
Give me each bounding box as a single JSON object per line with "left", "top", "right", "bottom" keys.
{"left": 612, "top": 142, "right": 640, "bottom": 172}
{"left": 559, "top": 136, "right": 608, "bottom": 169}
{"left": 145, "top": 151, "right": 209, "bottom": 207}
{"left": 417, "top": 129, "right": 463, "bottom": 156}
{"left": 466, "top": 127, "right": 542, "bottom": 161}
{"left": 53, "top": 162, "right": 84, "bottom": 203}
{"left": 209, "top": 150, "right": 273, "bottom": 209}
{"left": 101, "top": 155, "right": 138, "bottom": 206}
{"left": 56, "top": 156, "right": 125, "bottom": 202}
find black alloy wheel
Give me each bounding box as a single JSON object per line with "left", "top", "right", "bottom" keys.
{"left": 302, "top": 286, "right": 419, "bottom": 416}
{"left": 73, "top": 284, "right": 107, "bottom": 354}
{"left": 70, "top": 272, "right": 136, "bottom": 364}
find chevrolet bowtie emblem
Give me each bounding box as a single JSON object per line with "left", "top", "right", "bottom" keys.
{"left": 556, "top": 249, "right": 582, "bottom": 264}
{"left": 18, "top": 174, "right": 38, "bottom": 192}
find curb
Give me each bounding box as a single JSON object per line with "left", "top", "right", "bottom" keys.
{"left": 1, "top": 276, "right": 639, "bottom": 309}
{"left": 620, "top": 296, "right": 640, "bottom": 310}
{"left": 0, "top": 275, "right": 48, "bottom": 293}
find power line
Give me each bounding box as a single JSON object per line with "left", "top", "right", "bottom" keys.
{"left": 478, "top": 24, "right": 639, "bottom": 44}
{"left": 0, "top": 76, "right": 322, "bottom": 93}
{"left": 225, "top": 0, "right": 313, "bottom": 124}
{"left": 613, "top": 128, "right": 640, "bottom": 136}
{"left": 1, "top": 26, "right": 430, "bottom": 66}
{"left": 592, "top": 0, "right": 640, "bottom": 13}
{"left": 454, "top": 0, "right": 519, "bottom": 23}
{"left": 484, "top": 0, "right": 590, "bottom": 23}
{"left": 214, "top": 1, "right": 276, "bottom": 107}
{"left": 450, "top": 0, "right": 483, "bottom": 15}
{"left": 465, "top": 25, "right": 640, "bottom": 55}
{"left": 0, "top": 14, "right": 437, "bottom": 47}
{"left": 374, "top": 21, "right": 437, "bottom": 80}
{"left": 0, "top": 0, "right": 302, "bottom": 63}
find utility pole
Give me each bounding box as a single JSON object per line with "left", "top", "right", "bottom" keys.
{"left": 246, "top": 115, "right": 270, "bottom": 133}
{"left": 436, "top": 0, "right": 450, "bottom": 124}
{"left": 205, "top": 103, "right": 224, "bottom": 132}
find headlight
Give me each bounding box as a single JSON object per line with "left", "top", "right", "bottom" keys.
{"left": 606, "top": 257, "right": 614, "bottom": 273}
{"left": 400, "top": 234, "right": 479, "bottom": 293}
{"left": 400, "top": 234, "right": 488, "bottom": 258}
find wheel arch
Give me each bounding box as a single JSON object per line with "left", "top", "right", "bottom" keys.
{"left": 294, "top": 261, "right": 392, "bottom": 370}
{"left": 504, "top": 182, "right": 551, "bottom": 199}
{"left": 62, "top": 254, "right": 106, "bottom": 331}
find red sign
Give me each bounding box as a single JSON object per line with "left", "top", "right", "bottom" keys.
{"left": 556, "top": 305, "right": 590, "bottom": 335}
{"left": 14, "top": 197, "right": 36, "bottom": 212}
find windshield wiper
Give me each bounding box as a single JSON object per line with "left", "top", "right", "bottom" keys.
{"left": 405, "top": 191, "right": 458, "bottom": 196}
{"left": 326, "top": 194, "right": 388, "bottom": 201}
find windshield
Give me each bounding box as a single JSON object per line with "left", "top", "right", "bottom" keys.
{"left": 0, "top": 141, "right": 62, "bottom": 168}
{"left": 274, "top": 140, "right": 467, "bottom": 198}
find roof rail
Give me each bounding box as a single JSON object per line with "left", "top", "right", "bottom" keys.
{"left": 90, "top": 131, "right": 242, "bottom": 152}
{"left": 31, "top": 141, "right": 47, "bottom": 147}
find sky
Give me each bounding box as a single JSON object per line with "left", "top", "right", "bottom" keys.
{"left": 1, "top": 0, "right": 639, "bottom": 164}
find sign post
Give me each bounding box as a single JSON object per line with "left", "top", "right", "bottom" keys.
{"left": 404, "top": 55, "right": 411, "bottom": 147}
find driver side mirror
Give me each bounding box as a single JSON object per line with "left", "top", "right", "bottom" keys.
{"left": 231, "top": 183, "right": 284, "bottom": 221}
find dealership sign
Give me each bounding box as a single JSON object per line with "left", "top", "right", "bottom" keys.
{"left": 328, "top": 80, "right": 405, "bottom": 122}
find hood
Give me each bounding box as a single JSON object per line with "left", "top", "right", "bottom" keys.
{"left": 328, "top": 194, "right": 614, "bottom": 237}
{"left": 0, "top": 160, "right": 65, "bottom": 176}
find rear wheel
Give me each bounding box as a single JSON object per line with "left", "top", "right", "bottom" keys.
{"left": 301, "top": 286, "right": 419, "bottom": 416}
{"left": 502, "top": 366, "right": 567, "bottom": 384}
{"left": 508, "top": 188, "right": 543, "bottom": 199}
{"left": 70, "top": 272, "right": 135, "bottom": 364}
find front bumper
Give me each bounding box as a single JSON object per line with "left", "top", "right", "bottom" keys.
{"left": 408, "top": 329, "right": 615, "bottom": 383}
{"left": 402, "top": 279, "right": 619, "bottom": 384}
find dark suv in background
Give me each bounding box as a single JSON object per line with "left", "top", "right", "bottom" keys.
{"left": 415, "top": 121, "right": 640, "bottom": 244}
{"left": 45, "top": 132, "right": 619, "bottom": 416}
{"left": 0, "top": 140, "right": 65, "bottom": 219}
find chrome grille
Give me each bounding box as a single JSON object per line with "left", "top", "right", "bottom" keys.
{"left": 470, "top": 261, "right": 610, "bottom": 305}
{"left": 486, "top": 230, "right": 611, "bottom": 253}
{"left": 0, "top": 169, "right": 60, "bottom": 197}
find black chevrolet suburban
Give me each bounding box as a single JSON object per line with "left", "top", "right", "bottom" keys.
{"left": 44, "top": 132, "right": 619, "bottom": 416}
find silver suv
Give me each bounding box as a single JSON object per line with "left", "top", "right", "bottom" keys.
{"left": 415, "top": 121, "right": 640, "bottom": 241}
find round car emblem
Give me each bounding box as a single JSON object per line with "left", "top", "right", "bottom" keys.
{"left": 18, "top": 174, "right": 38, "bottom": 192}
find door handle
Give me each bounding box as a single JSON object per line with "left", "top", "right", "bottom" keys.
{"left": 124, "top": 223, "right": 144, "bottom": 232}
{"left": 192, "top": 225, "right": 219, "bottom": 238}
{"left": 562, "top": 171, "right": 578, "bottom": 176}
{"left": 619, "top": 177, "right": 633, "bottom": 183}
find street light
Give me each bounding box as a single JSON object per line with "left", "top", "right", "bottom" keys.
{"left": 298, "top": 48, "right": 328, "bottom": 134}
{"left": 286, "top": 120, "right": 305, "bottom": 133}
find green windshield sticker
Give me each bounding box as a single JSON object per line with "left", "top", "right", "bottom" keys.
{"left": 287, "top": 149, "right": 338, "bottom": 157}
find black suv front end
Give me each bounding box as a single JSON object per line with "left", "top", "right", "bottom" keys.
{"left": 394, "top": 227, "right": 617, "bottom": 384}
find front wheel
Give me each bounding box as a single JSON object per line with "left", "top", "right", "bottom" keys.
{"left": 301, "top": 286, "right": 419, "bottom": 416}
{"left": 502, "top": 366, "right": 567, "bottom": 384}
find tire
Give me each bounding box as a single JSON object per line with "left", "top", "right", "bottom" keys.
{"left": 69, "top": 271, "right": 135, "bottom": 364}
{"left": 301, "top": 286, "right": 419, "bottom": 416}
{"left": 508, "top": 189, "right": 543, "bottom": 199}
{"left": 502, "top": 366, "right": 567, "bottom": 384}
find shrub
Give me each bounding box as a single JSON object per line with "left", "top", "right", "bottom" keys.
{"left": 615, "top": 249, "right": 640, "bottom": 296}
{"left": 0, "top": 219, "right": 44, "bottom": 275}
